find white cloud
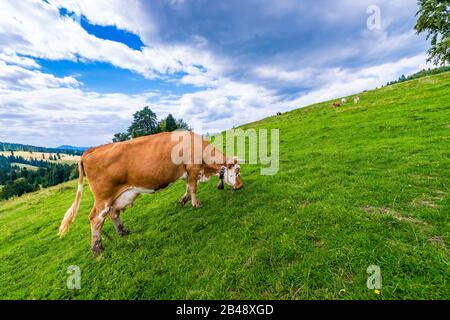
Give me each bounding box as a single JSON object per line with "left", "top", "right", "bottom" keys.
{"left": 47, "top": 0, "right": 153, "bottom": 38}
{"left": 0, "top": 0, "right": 206, "bottom": 80}
{"left": 254, "top": 66, "right": 315, "bottom": 84}
{"left": 0, "top": 86, "right": 163, "bottom": 146}
{"left": 0, "top": 0, "right": 431, "bottom": 147}
{"left": 0, "top": 60, "right": 81, "bottom": 90}
{"left": 288, "top": 54, "right": 430, "bottom": 108}
{"left": 0, "top": 52, "right": 40, "bottom": 69}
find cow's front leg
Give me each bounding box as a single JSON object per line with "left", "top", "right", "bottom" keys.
{"left": 178, "top": 184, "right": 190, "bottom": 207}
{"left": 109, "top": 208, "right": 130, "bottom": 236}
{"left": 188, "top": 176, "right": 202, "bottom": 208}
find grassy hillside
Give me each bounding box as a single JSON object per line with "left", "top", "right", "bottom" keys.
{"left": 0, "top": 72, "right": 449, "bottom": 300}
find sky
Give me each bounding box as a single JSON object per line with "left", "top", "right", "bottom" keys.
{"left": 0, "top": 0, "right": 431, "bottom": 147}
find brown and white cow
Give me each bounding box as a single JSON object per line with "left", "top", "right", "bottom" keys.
{"left": 332, "top": 101, "right": 341, "bottom": 108}
{"left": 58, "top": 131, "right": 242, "bottom": 256}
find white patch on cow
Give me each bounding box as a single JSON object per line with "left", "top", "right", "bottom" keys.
{"left": 113, "top": 187, "right": 155, "bottom": 211}
{"left": 77, "top": 184, "right": 83, "bottom": 193}
{"left": 96, "top": 203, "right": 110, "bottom": 227}
{"left": 133, "top": 187, "right": 155, "bottom": 194}
{"left": 179, "top": 171, "right": 188, "bottom": 180}
{"left": 197, "top": 169, "right": 210, "bottom": 183}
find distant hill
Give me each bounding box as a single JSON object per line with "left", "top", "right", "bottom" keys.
{"left": 0, "top": 142, "right": 86, "bottom": 156}
{"left": 56, "top": 145, "right": 89, "bottom": 152}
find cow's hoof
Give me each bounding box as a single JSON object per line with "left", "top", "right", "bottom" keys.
{"left": 117, "top": 225, "right": 130, "bottom": 237}
{"left": 91, "top": 241, "right": 103, "bottom": 256}
{"left": 192, "top": 201, "right": 202, "bottom": 208}
{"left": 178, "top": 196, "right": 190, "bottom": 207}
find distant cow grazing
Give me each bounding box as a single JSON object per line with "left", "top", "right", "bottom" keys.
{"left": 332, "top": 102, "right": 341, "bottom": 108}
{"left": 341, "top": 98, "right": 347, "bottom": 104}
{"left": 59, "top": 132, "right": 243, "bottom": 256}
{"left": 354, "top": 96, "right": 360, "bottom": 103}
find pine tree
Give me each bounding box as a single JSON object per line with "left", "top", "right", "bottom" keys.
{"left": 165, "top": 114, "right": 178, "bottom": 132}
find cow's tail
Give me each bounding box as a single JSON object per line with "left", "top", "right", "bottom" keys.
{"left": 58, "top": 160, "right": 85, "bottom": 237}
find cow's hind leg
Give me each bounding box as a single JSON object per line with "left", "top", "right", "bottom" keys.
{"left": 178, "top": 184, "right": 190, "bottom": 207}
{"left": 89, "top": 202, "right": 110, "bottom": 256}
{"left": 109, "top": 208, "right": 130, "bottom": 236}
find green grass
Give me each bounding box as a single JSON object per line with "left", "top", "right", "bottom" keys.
{"left": 0, "top": 72, "right": 449, "bottom": 300}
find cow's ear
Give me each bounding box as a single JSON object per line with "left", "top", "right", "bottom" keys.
{"left": 226, "top": 157, "right": 238, "bottom": 169}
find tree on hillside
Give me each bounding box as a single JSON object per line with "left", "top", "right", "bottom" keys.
{"left": 113, "top": 132, "right": 130, "bottom": 142}
{"left": 157, "top": 119, "right": 166, "bottom": 132}
{"left": 127, "top": 106, "right": 158, "bottom": 138}
{"left": 165, "top": 114, "right": 178, "bottom": 132}
{"left": 158, "top": 115, "right": 191, "bottom": 132}
{"left": 0, "top": 178, "right": 35, "bottom": 199}
{"left": 415, "top": 0, "right": 450, "bottom": 65}
{"left": 175, "top": 118, "right": 192, "bottom": 131}
{"left": 112, "top": 107, "right": 191, "bottom": 142}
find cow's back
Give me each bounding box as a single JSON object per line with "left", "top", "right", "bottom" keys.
{"left": 82, "top": 132, "right": 188, "bottom": 198}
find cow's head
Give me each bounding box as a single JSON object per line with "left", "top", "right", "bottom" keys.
{"left": 218, "top": 157, "right": 243, "bottom": 190}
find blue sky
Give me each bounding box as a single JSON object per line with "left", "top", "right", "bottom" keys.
{"left": 0, "top": 0, "right": 430, "bottom": 147}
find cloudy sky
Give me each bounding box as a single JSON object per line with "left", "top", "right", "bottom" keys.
{"left": 0, "top": 0, "right": 430, "bottom": 147}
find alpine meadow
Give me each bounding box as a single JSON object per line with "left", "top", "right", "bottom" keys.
{"left": 0, "top": 72, "right": 449, "bottom": 300}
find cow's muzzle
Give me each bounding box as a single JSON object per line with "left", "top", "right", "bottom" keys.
{"left": 234, "top": 178, "right": 243, "bottom": 190}
{"left": 234, "top": 184, "right": 243, "bottom": 190}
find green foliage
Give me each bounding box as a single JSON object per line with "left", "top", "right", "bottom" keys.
{"left": 165, "top": 114, "right": 178, "bottom": 132}
{"left": 69, "top": 165, "right": 79, "bottom": 180}
{"left": 112, "top": 132, "right": 130, "bottom": 143}
{"left": 127, "top": 106, "right": 158, "bottom": 138}
{"left": 175, "top": 118, "right": 192, "bottom": 131}
{"left": 157, "top": 119, "right": 166, "bottom": 132}
{"left": 0, "top": 72, "right": 449, "bottom": 299}
{"left": 415, "top": 0, "right": 450, "bottom": 65}
{"left": 0, "top": 154, "right": 76, "bottom": 200}
{"left": 113, "top": 107, "right": 191, "bottom": 142}
{"left": 158, "top": 114, "right": 191, "bottom": 132}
